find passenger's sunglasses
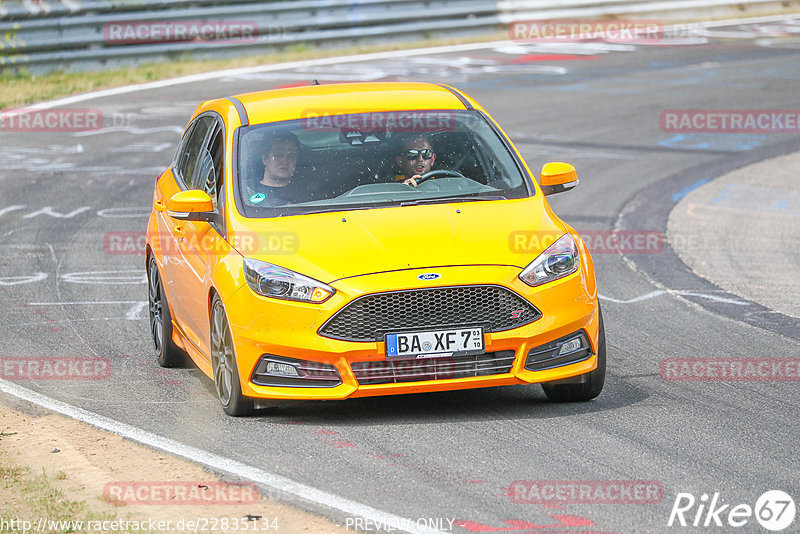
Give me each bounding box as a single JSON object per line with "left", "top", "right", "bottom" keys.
{"left": 401, "top": 149, "right": 433, "bottom": 160}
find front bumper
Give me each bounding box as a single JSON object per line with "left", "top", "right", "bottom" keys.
{"left": 224, "top": 264, "right": 599, "bottom": 400}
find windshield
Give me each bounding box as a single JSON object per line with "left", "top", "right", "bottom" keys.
{"left": 235, "top": 109, "right": 532, "bottom": 217}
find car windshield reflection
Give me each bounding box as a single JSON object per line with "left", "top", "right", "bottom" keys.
{"left": 236, "top": 110, "right": 531, "bottom": 217}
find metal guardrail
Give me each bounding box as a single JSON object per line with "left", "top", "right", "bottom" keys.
{"left": 0, "top": 0, "right": 503, "bottom": 72}
{"left": 0, "top": 0, "right": 796, "bottom": 73}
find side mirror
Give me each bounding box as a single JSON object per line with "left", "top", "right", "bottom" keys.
{"left": 167, "top": 190, "right": 218, "bottom": 222}
{"left": 540, "top": 162, "right": 578, "bottom": 196}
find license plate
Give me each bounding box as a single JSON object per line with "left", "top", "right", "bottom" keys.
{"left": 385, "top": 327, "right": 484, "bottom": 359}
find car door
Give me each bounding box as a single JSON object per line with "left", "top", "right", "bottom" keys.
{"left": 156, "top": 115, "right": 216, "bottom": 353}
{"left": 169, "top": 116, "right": 226, "bottom": 358}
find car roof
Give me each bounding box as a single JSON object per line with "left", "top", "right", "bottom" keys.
{"left": 229, "top": 82, "right": 471, "bottom": 125}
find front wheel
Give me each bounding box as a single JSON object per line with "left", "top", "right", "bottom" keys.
{"left": 210, "top": 295, "right": 254, "bottom": 416}
{"left": 542, "top": 306, "right": 606, "bottom": 402}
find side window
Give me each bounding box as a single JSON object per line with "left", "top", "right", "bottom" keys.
{"left": 193, "top": 120, "right": 224, "bottom": 210}
{"left": 174, "top": 116, "right": 214, "bottom": 188}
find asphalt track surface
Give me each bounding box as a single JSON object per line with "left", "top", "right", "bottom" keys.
{"left": 2, "top": 16, "right": 800, "bottom": 534}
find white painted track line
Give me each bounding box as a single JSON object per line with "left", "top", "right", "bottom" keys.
{"left": 0, "top": 381, "right": 447, "bottom": 534}
{"left": 8, "top": 13, "right": 797, "bottom": 113}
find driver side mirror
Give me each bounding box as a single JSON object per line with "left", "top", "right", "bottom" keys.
{"left": 540, "top": 162, "right": 578, "bottom": 196}
{"left": 167, "top": 190, "right": 218, "bottom": 223}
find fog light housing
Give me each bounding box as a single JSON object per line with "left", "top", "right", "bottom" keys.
{"left": 251, "top": 355, "right": 342, "bottom": 388}
{"left": 558, "top": 337, "right": 583, "bottom": 355}
{"left": 264, "top": 361, "right": 300, "bottom": 377}
{"left": 526, "top": 331, "right": 592, "bottom": 371}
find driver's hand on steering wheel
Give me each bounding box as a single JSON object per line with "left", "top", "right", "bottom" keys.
{"left": 402, "top": 175, "right": 422, "bottom": 187}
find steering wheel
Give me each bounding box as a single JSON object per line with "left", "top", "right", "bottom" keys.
{"left": 413, "top": 169, "right": 467, "bottom": 185}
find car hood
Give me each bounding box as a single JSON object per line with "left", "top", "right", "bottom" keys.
{"left": 230, "top": 198, "right": 567, "bottom": 283}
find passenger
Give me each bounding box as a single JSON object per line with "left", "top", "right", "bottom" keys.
{"left": 392, "top": 135, "right": 436, "bottom": 187}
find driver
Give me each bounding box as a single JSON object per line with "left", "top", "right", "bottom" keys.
{"left": 392, "top": 135, "right": 436, "bottom": 187}
{"left": 247, "top": 132, "right": 308, "bottom": 206}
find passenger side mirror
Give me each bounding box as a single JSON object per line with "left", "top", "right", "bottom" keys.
{"left": 540, "top": 162, "right": 578, "bottom": 196}
{"left": 167, "top": 190, "right": 218, "bottom": 223}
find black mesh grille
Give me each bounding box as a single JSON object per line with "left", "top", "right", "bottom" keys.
{"left": 319, "top": 285, "right": 540, "bottom": 342}
{"left": 352, "top": 351, "right": 516, "bottom": 385}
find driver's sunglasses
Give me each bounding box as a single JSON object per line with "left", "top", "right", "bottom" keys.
{"left": 401, "top": 149, "right": 433, "bottom": 161}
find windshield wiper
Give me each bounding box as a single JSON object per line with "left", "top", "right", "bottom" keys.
{"left": 400, "top": 195, "right": 507, "bottom": 207}
{"left": 277, "top": 205, "right": 376, "bottom": 216}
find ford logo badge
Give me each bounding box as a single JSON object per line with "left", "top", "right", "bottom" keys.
{"left": 417, "top": 273, "right": 441, "bottom": 280}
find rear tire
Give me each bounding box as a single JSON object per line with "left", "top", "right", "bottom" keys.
{"left": 210, "top": 295, "right": 254, "bottom": 417}
{"left": 148, "top": 256, "right": 185, "bottom": 368}
{"left": 542, "top": 306, "right": 606, "bottom": 402}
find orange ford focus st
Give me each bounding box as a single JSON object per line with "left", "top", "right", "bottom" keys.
{"left": 145, "top": 82, "right": 605, "bottom": 416}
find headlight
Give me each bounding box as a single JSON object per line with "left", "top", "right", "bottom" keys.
{"left": 243, "top": 258, "right": 334, "bottom": 303}
{"left": 519, "top": 233, "right": 580, "bottom": 287}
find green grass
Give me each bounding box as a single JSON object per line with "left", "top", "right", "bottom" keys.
{"left": 0, "top": 451, "right": 115, "bottom": 532}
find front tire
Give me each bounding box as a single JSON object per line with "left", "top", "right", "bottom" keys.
{"left": 210, "top": 295, "right": 254, "bottom": 417}
{"left": 148, "top": 256, "right": 185, "bottom": 368}
{"left": 542, "top": 306, "right": 606, "bottom": 402}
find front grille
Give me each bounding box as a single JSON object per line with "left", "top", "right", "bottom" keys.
{"left": 351, "top": 351, "right": 516, "bottom": 385}
{"left": 319, "top": 285, "right": 540, "bottom": 342}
